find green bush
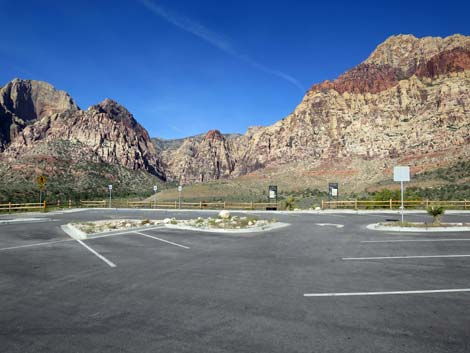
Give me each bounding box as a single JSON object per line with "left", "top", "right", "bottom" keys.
{"left": 284, "top": 196, "right": 296, "bottom": 210}
{"left": 427, "top": 206, "right": 445, "bottom": 224}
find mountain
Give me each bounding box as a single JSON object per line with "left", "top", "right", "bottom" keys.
{"left": 0, "top": 79, "right": 165, "bottom": 201}
{"left": 1, "top": 33, "right": 469, "bottom": 202}
{"left": 158, "top": 34, "right": 470, "bottom": 191}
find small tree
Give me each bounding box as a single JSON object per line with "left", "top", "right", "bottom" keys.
{"left": 427, "top": 206, "right": 445, "bottom": 224}
{"left": 284, "top": 196, "right": 296, "bottom": 211}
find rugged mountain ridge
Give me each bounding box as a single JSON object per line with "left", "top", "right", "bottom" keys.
{"left": 0, "top": 79, "right": 165, "bottom": 196}
{"left": 160, "top": 34, "right": 470, "bottom": 187}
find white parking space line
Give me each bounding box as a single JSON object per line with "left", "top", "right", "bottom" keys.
{"left": 134, "top": 231, "right": 190, "bottom": 249}
{"left": 304, "top": 288, "right": 470, "bottom": 297}
{"left": 343, "top": 254, "right": 470, "bottom": 261}
{"left": 76, "top": 239, "right": 116, "bottom": 268}
{"left": 0, "top": 239, "right": 73, "bottom": 251}
{"left": 316, "top": 223, "right": 344, "bottom": 228}
{"left": 85, "top": 226, "right": 165, "bottom": 240}
{"left": 362, "top": 239, "right": 470, "bottom": 243}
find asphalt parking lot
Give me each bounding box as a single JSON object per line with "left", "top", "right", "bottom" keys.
{"left": 1, "top": 209, "right": 470, "bottom": 353}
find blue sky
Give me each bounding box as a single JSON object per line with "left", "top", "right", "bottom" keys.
{"left": 0, "top": 0, "right": 468, "bottom": 138}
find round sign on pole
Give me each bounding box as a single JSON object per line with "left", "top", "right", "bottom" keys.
{"left": 108, "top": 185, "right": 113, "bottom": 190}
{"left": 37, "top": 175, "right": 47, "bottom": 184}
{"left": 37, "top": 175, "right": 47, "bottom": 190}
{"left": 178, "top": 185, "right": 182, "bottom": 192}
{"left": 153, "top": 185, "right": 158, "bottom": 192}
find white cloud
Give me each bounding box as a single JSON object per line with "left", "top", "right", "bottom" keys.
{"left": 137, "top": 0, "right": 305, "bottom": 92}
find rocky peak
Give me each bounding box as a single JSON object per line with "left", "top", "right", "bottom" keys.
{"left": 0, "top": 78, "right": 78, "bottom": 121}
{"left": 308, "top": 34, "right": 470, "bottom": 96}
{"left": 365, "top": 34, "right": 470, "bottom": 76}
{"left": 204, "top": 129, "right": 223, "bottom": 141}
{"left": 89, "top": 98, "right": 139, "bottom": 129}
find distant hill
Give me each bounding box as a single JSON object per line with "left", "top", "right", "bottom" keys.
{"left": 152, "top": 132, "right": 241, "bottom": 153}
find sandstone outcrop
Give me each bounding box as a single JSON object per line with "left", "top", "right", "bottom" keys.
{"left": 0, "top": 79, "right": 165, "bottom": 180}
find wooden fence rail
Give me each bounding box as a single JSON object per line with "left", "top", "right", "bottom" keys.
{"left": 79, "top": 200, "right": 107, "bottom": 207}
{"left": 79, "top": 200, "right": 279, "bottom": 210}
{"left": 322, "top": 199, "right": 469, "bottom": 210}
{"left": 0, "top": 202, "right": 46, "bottom": 212}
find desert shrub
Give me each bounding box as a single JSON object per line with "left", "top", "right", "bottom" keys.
{"left": 140, "top": 218, "right": 150, "bottom": 225}
{"left": 284, "top": 196, "right": 296, "bottom": 210}
{"left": 427, "top": 206, "right": 445, "bottom": 224}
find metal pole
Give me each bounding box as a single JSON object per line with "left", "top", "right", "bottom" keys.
{"left": 154, "top": 190, "right": 157, "bottom": 209}
{"left": 109, "top": 189, "right": 112, "bottom": 208}
{"left": 401, "top": 181, "right": 404, "bottom": 224}
{"left": 178, "top": 190, "right": 181, "bottom": 209}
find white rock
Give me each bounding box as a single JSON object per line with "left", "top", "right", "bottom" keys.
{"left": 315, "top": 207, "right": 321, "bottom": 211}
{"left": 163, "top": 218, "right": 172, "bottom": 224}
{"left": 219, "top": 210, "right": 231, "bottom": 219}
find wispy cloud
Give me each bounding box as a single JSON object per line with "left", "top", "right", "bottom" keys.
{"left": 137, "top": 0, "right": 305, "bottom": 92}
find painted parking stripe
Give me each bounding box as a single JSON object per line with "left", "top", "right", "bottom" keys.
{"left": 316, "top": 223, "right": 344, "bottom": 228}
{"left": 134, "top": 231, "right": 190, "bottom": 249}
{"left": 362, "top": 239, "right": 470, "bottom": 243}
{"left": 0, "top": 238, "right": 73, "bottom": 251}
{"left": 304, "top": 288, "right": 470, "bottom": 297}
{"left": 76, "top": 239, "right": 116, "bottom": 268}
{"left": 342, "top": 254, "right": 470, "bottom": 261}
{"left": 85, "top": 226, "right": 165, "bottom": 240}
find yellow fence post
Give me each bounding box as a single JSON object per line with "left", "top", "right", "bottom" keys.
{"left": 321, "top": 200, "right": 324, "bottom": 209}
{"left": 465, "top": 199, "right": 467, "bottom": 210}
{"left": 389, "top": 199, "right": 392, "bottom": 209}
{"left": 8, "top": 202, "right": 11, "bottom": 214}
{"left": 68, "top": 200, "right": 72, "bottom": 208}
{"left": 223, "top": 201, "right": 226, "bottom": 209}
{"left": 355, "top": 199, "right": 358, "bottom": 210}
{"left": 251, "top": 201, "right": 253, "bottom": 210}
{"left": 200, "top": 201, "right": 202, "bottom": 209}
{"left": 43, "top": 201, "right": 46, "bottom": 211}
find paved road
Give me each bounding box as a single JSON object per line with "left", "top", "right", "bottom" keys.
{"left": 1, "top": 209, "right": 470, "bottom": 352}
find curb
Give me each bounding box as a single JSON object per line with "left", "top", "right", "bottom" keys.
{"left": 164, "top": 222, "right": 290, "bottom": 234}
{"left": 367, "top": 223, "right": 470, "bottom": 232}
{"left": 61, "top": 224, "right": 87, "bottom": 240}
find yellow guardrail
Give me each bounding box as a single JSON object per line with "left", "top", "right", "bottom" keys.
{"left": 79, "top": 200, "right": 279, "bottom": 210}
{"left": 322, "top": 199, "right": 469, "bottom": 210}
{"left": 0, "top": 202, "right": 47, "bottom": 212}
{"left": 80, "top": 200, "right": 107, "bottom": 207}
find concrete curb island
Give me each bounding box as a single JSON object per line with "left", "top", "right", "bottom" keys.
{"left": 61, "top": 221, "right": 290, "bottom": 239}
{"left": 367, "top": 223, "right": 470, "bottom": 232}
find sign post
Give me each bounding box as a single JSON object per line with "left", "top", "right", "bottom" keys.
{"left": 108, "top": 184, "right": 113, "bottom": 208}
{"left": 268, "top": 185, "right": 278, "bottom": 210}
{"left": 37, "top": 176, "right": 47, "bottom": 204}
{"left": 393, "top": 166, "right": 410, "bottom": 224}
{"left": 153, "top": 185, "right": 158, "bottom": 208}
{"left": 328, "top": 183, "right": 339, "bottom": 201}
{"left": 178, "top": 185, "right": 182, "bottom": 209}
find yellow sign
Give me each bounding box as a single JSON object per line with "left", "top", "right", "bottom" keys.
{"left": 37, "top": 175, "right": 47, "bottom": 189}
